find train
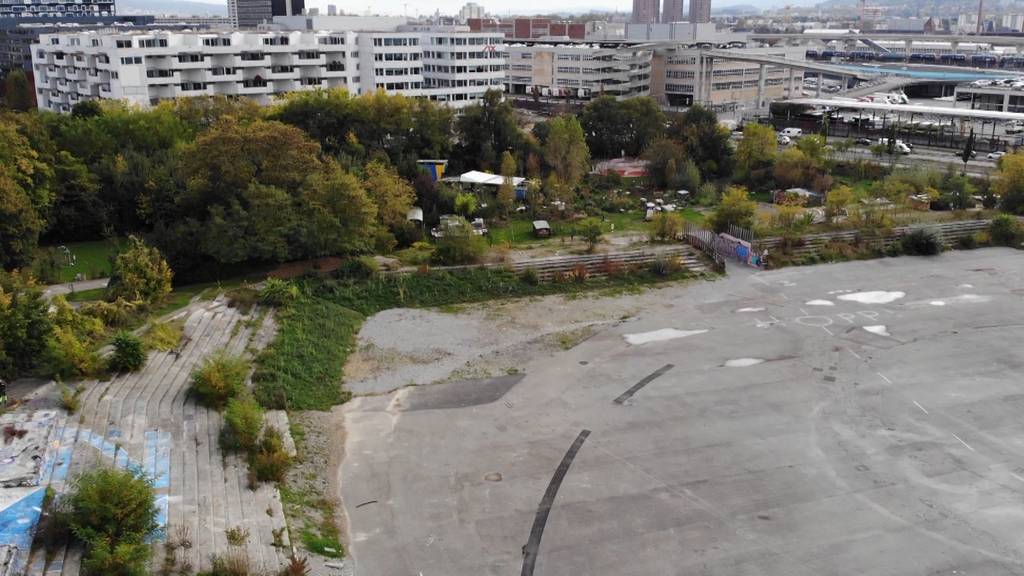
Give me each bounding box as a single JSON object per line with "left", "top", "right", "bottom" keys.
{"left": 804, "top": 49, "right": 1024, "bottom": 69}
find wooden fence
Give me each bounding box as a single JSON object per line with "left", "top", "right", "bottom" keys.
{"left": 757, "top": 219, "right": 992, "bottom": 260}
{"left": 420, "top": 245, "right": 710, "bottom": 281}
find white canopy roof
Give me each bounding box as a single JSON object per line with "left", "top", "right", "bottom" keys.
{"left": 454, "top": 170, "right": 526, "bottom": 187}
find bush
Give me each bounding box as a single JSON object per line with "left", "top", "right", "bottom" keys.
{"left": 226, "top": 284, "right": 259, "bottom": 312}
{"left": 649, "top": 212, "right": 684, "bottom": 242}
{"left": 990, "top": 214, "right": 1024, "bottom": 247}
{"left": 649, "top": 257, "right": 682, "bottom": 277}
{"left": 191, "top": 351, "right": 250, "bottom": 409}
{"left": 519, "top": 268, "right": 540, "bottom": 286}
{"left": 222, "top": 393, "right": 264, "bottom": 453}
{"left": 67, "top": 467, "right": 157, "bottom": 576}
{"left": 109, "top": 331, "right": 146, "bottom": 373}
{"left": 259, "top": 278, "right": 299, "bottom": 307}
{"left": 956, "top": 233, "right": 978, "bottom": 250}
{"left": 432, "top": 218, "right": 488, "bottom": 265}
{"left": 48, "top": 326, "right": 102, "bottom": 379}
{"left": 252, "top": 426, "right": 291, "bottom": 484}
{"left": 60, "top": 383, "right": 83, "bottom": 414}
{"left": 80, "top": 298, "right": 138, "bottom": 327}
{"left": 143, "top": 320, "right": 183, "bottom": 352}
{"left": 900, "top": 229, "right": 942, "bottom": 256}
{"left": 709, "top": 186, "right": 756, "bottom": 233}
{"left": 570, "top": 264, "right": 589, "bottom": 283}
{"left": 576, "top": 218, "right": 603, "bottom": 252}
{"left": 335, "top": 256, "right": 378, "bottom": 280}
{"left": 105, "top": 235, "right": 173, "bottom": 307}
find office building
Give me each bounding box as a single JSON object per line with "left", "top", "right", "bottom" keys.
{"left": 229, "top": 0, "right": 272, "bottom": 29}
{"left": 506, "top": 42, "right": 653, "bottom": 99}
{"left": 689, "top": 0, "right": 712, "bottom": 24}
{"left": 271, "top": 0, "right": 304, "bottom": 18}
{"left": 152, "top": 15, "right": 233, "bottom": 28}
{"left": 632, "top": 0, "right": 660, "bottom": 24}
{"left": 1, "top": 17, "right": 158, "bottom": 76}
{"left": 458, "top": 2, "right": 485, "bottom": 22}
{"left": 661, "top": 0, "right": 684, "bottom": 23}
{"left": 467, "top": 17, "right": 585, "bottom": 39}
{"left": 0, "top": 0, "right": 114, "bottom": 19}
{"left": 31, "top": 24, "right": 505, "bottom": 112}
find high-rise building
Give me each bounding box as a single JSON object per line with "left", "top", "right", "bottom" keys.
{"left": 458, "top": 2, "right": 485, "bottom": 22}
{"left": 228, "top": 0, "right": 271, "bottom": 28}
{"left": 271, "top": 0, "right": 304, "bottom": 18}
{"left": 661, "top": 0, "right": 684, "bottom": 23}
{"left": 632, "top": 0, "right": 659, "bottom": 24}
{"left": 0, "top": 0, "right": 114, "bottom": 19}
{"left": 688, "top": 0, "right": 711, "bottom": 24}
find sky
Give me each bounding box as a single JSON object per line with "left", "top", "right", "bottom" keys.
{"left": 182, "top": 0, "right": 809, "bottom": 18}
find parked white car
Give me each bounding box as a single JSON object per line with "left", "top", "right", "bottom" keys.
{"left": 987, "top": 151, "right": 1007, "bottom": 160}
{"left": 777, "top": 134, "right": 792, "bottom": 145}
{"left": 780, "top": 127, "right": 803, "bottom": 138}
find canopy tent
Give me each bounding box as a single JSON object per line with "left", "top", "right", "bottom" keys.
{"left": 447, "top": 170, "right": 526, "bottom": 187}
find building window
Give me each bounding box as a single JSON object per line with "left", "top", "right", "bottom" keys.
{"left": 203, "top": 37, "right": 231, "bottom": 47}
{"left": 115, "top": 39, "right": 132, "bottom": 48}
{"left": 556, "top": 66, "right": 580, "bottom": 74}
{"left": 318, "top": 36, "right": 344, "bottom": 45}
{"left": 119, "top": 56, "right": 142, "bottom": 65}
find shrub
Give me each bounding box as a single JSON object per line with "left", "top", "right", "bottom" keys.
{"left": 570, "top": 264, "right": 589, "bottom": 283}
{"left": 519, "top": 268, "right": 540, "bottom": 285}
{"left": 222, "top": 393, "right": 264, "bottom": 453}
{"left": 226, "top": 284, "right": 259, "bottom": 312}
{"left": 252, "top": 426, "right": 291, "bottom": 484}
{"left": 650, "top": 212, "right": 684, "bottom": 242}
{"left": 432, "top": 218, "right": 488, "bottom": 265}
{"left": 200, "top": 553, "right": 254, "bottom": 576}
{"left": 109, "top": 331, "right": 146, "bottom": 373}
{"left": 80, "top": 298, "right": 138, "bottom": 327}
{"left": 60, "top": 383, "right": 83, "bottom": 414}
{"left": 709, "top": 186, "right": 756, "bottom": 233}
{"left": 225, "top": 526, "right": 249, "bottom": 547}
{"left": 191, "top": 351, "right": 250, "bottom": 409}
{"left": 259, "top": 278, "right": 299, "bottom": 307}
{"left": 105, "top": 235, "right": 173, "bottom": 307}
{"left": 336, "top": 256, "right": 378, "bottom": 280}
{"left": 990, "top": 214, "right": 1024, "bottom": 247}
{"left": 956, "top": 233, "right": 978, "bottom": 250}
{"left": 143, "top": 320, "right": 183, "bottom": 352}
{"left": 67, "top": 467, "right": 157, "bottom": 576}
{"left": 900, "top": 229, "right": 942, "bottom": 256}
{"left": 649, "top": 257, "right": 682, "bottom": 277}
{"left": 576, "top": 218, "right": 603, "bottom": 252}
{"left": 48, "top": 326, "right": 101, "bottom": 379}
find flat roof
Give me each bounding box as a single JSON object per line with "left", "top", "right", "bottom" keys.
{"left": 790, "top": 97, "right": 1024, "bottom": 121}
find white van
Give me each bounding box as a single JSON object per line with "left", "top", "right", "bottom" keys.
{"left": 780, "top": 127, "right": 803, "bottom": 138}
{"left": 877, "top": 138, "right": 911, "bottom": 155}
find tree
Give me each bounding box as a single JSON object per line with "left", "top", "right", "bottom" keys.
{"left": 363, "top": 160, "right": 415, "bottom": 232}
{"left": 67, "top": 467, "right": 158, "bottom": 576}
{"left": 650, "top": 212, "right": 684, "bottom": 242}
{"left": 667, "top": 105, "right": 733, "bottom": 179}
{"left": 577, "top": 218, "right": 603, "bottom": 251}
{"left": 961, "top": 128, "right": 976, "bottom": 174}
{"left": 543, "top": 115, "right": 590, "bottom": 191}
{"left": 0, "top": 119, "right": 54, "bottom": 268}
{"left": 944, "top": 174, "right": 976, "bottom": 210}
{"left": 580, "top": 96, "right": 665, "bottom": 158}
{"left": 0, "top": 270, "right": 52, "bottom": 380}
{"left": 3, "top": 69, "right": 34, "bottom": 112}
{"left": 105, "top": 236, "right": 172, "bottom": 306}
{"left": 709, "top": 186, "right": 756, "bottom": 233}
{"left": 994, "top": 151, "right": 1024, "bottom": 214}
{"left": 454, "top": 192, "right": 477, "bottom": 217}
{"left": 773, "top": 148, "right": 816, "bottom": 190}
{"left": 497, "top": 150, "right": 517, "bottom": 217}
{"left": 824, "top": 185, "right": 854, "bottom": 224}
{"left": 642, "top": 138, "right": 686, "bottom": 189}
{"left": 455, "top": 90, "right": 521, "bottom": 171}
{"left": 299, "top": 163, "right": 378, "bottom": 257}
{"left": 735, "top": 123, "right": 777, "bottom": 181}
{"left": 431, "top": 216, "right": 488, "bottom": 265}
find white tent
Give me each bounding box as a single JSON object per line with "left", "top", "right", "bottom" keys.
{"left": 450, "top": 170, "right": 526, "bottom": 187}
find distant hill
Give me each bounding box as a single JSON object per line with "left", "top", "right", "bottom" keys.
{"left": 713, "top": 3, "right": 762, "bottom": 14}
{"left": 117, "top": 0, "right": 227, "bottom": 16}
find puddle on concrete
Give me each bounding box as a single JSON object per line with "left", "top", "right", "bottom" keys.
{"left": 806, "top": 299, "right": 834, "bottom": 306}
{"left": 624, "top": 328, "right": 708, "bottom": 345}
{"left": 863, "top": 325, "right": 891, "bottom": 337}
{"left": 838, "top": 291, "right": 906, "bottom": 305}
{"left": 724, "top": 358, "right": 765, "bottom": 367}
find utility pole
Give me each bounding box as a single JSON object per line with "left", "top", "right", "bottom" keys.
{"left": 977, "top": 0, "right": 984, "bottom": 34}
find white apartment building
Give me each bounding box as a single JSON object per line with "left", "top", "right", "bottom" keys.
{"left": 505, "top": 42, "right": 653, "bottom": 100}
{"left": 31, "top": 24, "right": 505, "bottom": 112}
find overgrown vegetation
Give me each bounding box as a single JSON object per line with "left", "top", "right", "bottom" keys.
{"left": 108, "top": 331, "right": 146, "bottom": 373}
{"left": 901, "top": 229, "right": 942, "bottom": 256}
{"left": 190, "top": 351, "right": 251, "bottom": 409}
{"left": 67, "top": 467, "right": 158, "bottom": 576}
{"left": 990, "top": 214, "right": 1024, "bottom": 247}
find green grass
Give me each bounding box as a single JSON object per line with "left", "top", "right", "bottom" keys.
{"left": 64, "top": 287, "right": 106, "bottom": 302}
{"left": 488, "top": 210, "right": 704, "bottom": 246}
{"left": 253, "top": 296, "right": 363, "bottom": 410}
{"left": 49, "top": 238, "right": 120, "bottom": 283}
{"left": 279, "top": 484, "right": 345, "bottom": 559}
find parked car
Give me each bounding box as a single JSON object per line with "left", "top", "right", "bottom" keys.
{"left": 877, "top": 138, "right": 911, "bottom": 155}
{"left": 1006, "top": 122, "right": 1024, "bottom": 134}
{"left": 780, "top": 127, "right": 803, "bottom": 138}
{"left": 854, "top": 137, "right": 872, "bottom": 145}
{"left": 987, "top": 151, "right": 1007, "bottom": 160}
{"left": 777, "top": 134, "right": 792, "bottom": 145}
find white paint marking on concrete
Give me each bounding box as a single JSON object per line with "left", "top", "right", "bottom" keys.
{"left": 806, "top": 299, "right": 835, "bottom": 306}
{"left": 828, "top": 289, "right": 854, "bottom": 295}
{"left": 847, "top": 348, "right": 863, "bottom": 360}
{"left": 952, "top": 433, "right": 975, "bottom": 453}
{"left": 1010, "top": 472, "right": 1024, "bottom": 483}
{"left": 930, "top": 300, "right": 946, "bottom": 306}
{"left": 752, "top": 275, "right": 770, "bottom": 285}
{"left": 799, "top": 308, "right": 809, "bottom": 315}
{"left": 838, "top": 291, "right": 906, "bottom": 305}
{"left": 736, "top": 307, "right": 766, "bottom": 313}
{"left": 949, "top": 294, "right": 991, "bottom": 304}
{"left": 959, "top": 283, "right": 974, "bottom": 289}
{"left": 877, "top": 372, "right": 893, "bottom": 385}
{"left": 913, "top": 400, "right": 929, "bottom": 415}
{"left": 624, "top": 328, "right": 708, "bottom": 345}
{"left": 863, "top": 325, "right": 891, "bottom": 337}
{"left": 822, "top": 326, "right": 834, "bottom": 336}
{"left": 780, "top": 293, "right": 790, "bottom": 301}
{"left": 724, "top": 358, "right": 765, "bottom": 367}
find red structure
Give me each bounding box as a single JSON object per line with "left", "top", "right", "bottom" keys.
{"left": 467, "top": 17, "right": 584, "bottom": 39}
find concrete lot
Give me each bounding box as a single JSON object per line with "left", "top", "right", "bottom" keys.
{"left": 341, "top": 248, "right": 1024, "bottom": 576}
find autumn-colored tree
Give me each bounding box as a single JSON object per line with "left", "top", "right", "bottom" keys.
{"left": 735, "top": 123, "right": 776, "bottom": 181}
{"left": 363, "top": 160, "right": 415, "bottom": 231}
{"left": 994, "top": 151, "right": 1024, "bottom": 214}
{"left": 497, "top": 151, "right": 517, "bottom": 217}
{"left": 709, "top": 186, "right": 756, "bottom": 233}
{"left": 543, "top": 115, "right": 590, "bottom": 192}
{"left": 105, "top": 235, "right": 173, "bottom": 306}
